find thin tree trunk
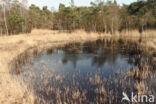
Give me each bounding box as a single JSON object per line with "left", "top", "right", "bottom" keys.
{"left": 126, "top": 21, "right": 128, "bottom": 33}
{"left": 94, "top": 23, "right": 96, "bottom": 32}
{"left": 1, "top": 27, "right": 3, "bottom": 35}
{"left": 105, "top": 23, "right": 107, "bottom": 33}
{"left": 111, "top": 18, "right": 114, "bottom": 34}
{"left": 3, "top": 4, "right": 8, "bottom": 35}
{"left": 142, "top": 25, "right": 144, "bottom": 32}
{"left": 20, "top": 5, "right": 25, "bottom": 33}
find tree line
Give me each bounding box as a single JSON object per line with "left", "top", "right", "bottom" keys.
{"left": 0, "top": 0, "right": 155, "bottom": 35}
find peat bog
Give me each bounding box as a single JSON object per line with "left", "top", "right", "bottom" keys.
{"left": 12, "top": 39, "right": 155, "bottom": 104}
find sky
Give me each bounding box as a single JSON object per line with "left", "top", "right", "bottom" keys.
{"left": 28, "top": 0, "right": 137, "bottom": 11}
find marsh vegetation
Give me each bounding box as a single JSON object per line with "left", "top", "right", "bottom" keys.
{"left": 12, "top": 39, "right": 155, "bottom": 104}
{"left": 0, "top": 0, "right": 156, "bottom": 103}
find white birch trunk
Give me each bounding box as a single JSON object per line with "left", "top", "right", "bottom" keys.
{"left": 3, "top": 4, "right": 8, "bottom": 35}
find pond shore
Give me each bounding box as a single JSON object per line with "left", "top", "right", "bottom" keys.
{"left": 0, "top": 29, "right": 155, "bottom": 104}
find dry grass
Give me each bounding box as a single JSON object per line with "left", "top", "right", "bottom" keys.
{"left": 0, "top": 29, "right": 155, "bottom": 103}
{"left": 0, "top": 29, "right": 109, "bottom": 104}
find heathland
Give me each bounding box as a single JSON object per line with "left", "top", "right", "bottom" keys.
{"left": 0, "top": 29, "right": 156, "bottom": 103}
{"left": 0, "top": 0, "right": 156, "bottom": 103}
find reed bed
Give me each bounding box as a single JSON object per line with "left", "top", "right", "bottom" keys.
{"left": 18, "top": 58, "right": 155, "bottom": 104}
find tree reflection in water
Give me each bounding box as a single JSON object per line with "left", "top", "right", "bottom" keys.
{"left": 14, "top": 39, "right": 155, "bottom": 104}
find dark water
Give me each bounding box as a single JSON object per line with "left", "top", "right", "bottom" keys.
{"left": 15, "top": 40, "right": 156, "bottom": 104}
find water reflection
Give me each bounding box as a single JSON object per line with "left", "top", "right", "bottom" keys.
{"left": 14, "top": 39, "right": 155, "bottom": 104}
{"left": 49, "top": 40, "right": 148, "bottom": 72}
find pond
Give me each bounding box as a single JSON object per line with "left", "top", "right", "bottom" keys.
{"left": 14, "top": 39, "right": 156, "bottom": 104}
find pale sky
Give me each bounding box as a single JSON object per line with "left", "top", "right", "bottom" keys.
{"left": 28, "top": 0, "right": 137, "bottom": 10}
